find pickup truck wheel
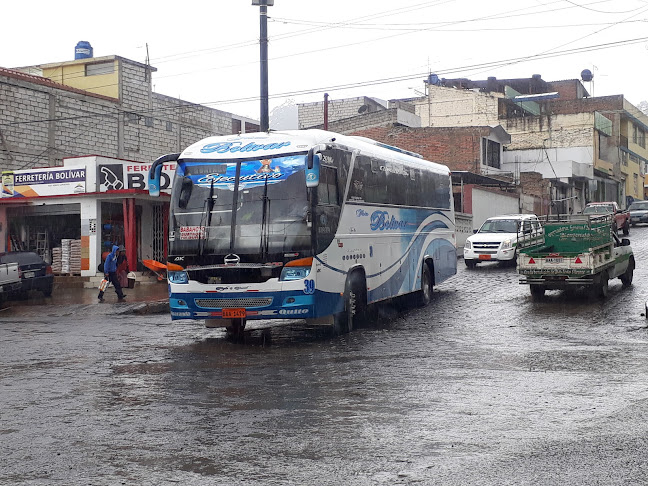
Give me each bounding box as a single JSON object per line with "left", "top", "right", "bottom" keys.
{"left": 530, "top": 285, "right": 545, "bottom": 299}
{"left": 506, "top": 251, "right": 518, "bottom": 267}
{"left": 594, "top": 270, "right": 609, "bottom": 298}
{"left": 465, "top": 259, "right": 477, "bottom": 269}
{"left": 621, "top": 259, "right": 635, "bottom": 287}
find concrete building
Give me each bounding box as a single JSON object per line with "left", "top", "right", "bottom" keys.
{"left": 297, "top": 96, "right": 532, "bottom": 235}
{"left": 298, "top": 96, "right": 388, "bottom": 129}
{"left": 0, "top": 48, "right": 260, "bottom": 272}
{"left": 408, "top": 75, "right": 648, "bottom": 211}
{"left": 0, "top": 155, "right": 174, "bottom": 277}
{"left": 1, "top": 53, "right": 258, "bottom": 171}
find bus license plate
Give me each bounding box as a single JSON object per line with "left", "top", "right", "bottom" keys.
{"left": 223, "top": 308, "right": 246, "bottom": 319}
{"left": 478, "top": 254, "right": 491, "bottom": 260}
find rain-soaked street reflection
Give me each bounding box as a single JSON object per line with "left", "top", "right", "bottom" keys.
{"left": 3, "top": 228, "right": 648, "bottom": 485}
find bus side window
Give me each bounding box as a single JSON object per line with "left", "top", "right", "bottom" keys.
{"left": 348, "top": 165, "right": 366, "bottom": 201}
{"left": 318, "top": 166, "right": 339, "bottom": 205}
{"left": 364, "top": 157, "right": 387, "bottom": 204}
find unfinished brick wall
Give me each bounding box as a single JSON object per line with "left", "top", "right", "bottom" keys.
{"left": 0, "top": 61, "right": 245, "bottom": 171}
{"left": 349, "top": 125, "right": 490, "bottom": 172}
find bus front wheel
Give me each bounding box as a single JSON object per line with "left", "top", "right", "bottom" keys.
{"left": 334, "top": 273, "right": 366, "bottom": 335}
{"left": 225, "top": 318, "right": 246, "bottom": 340}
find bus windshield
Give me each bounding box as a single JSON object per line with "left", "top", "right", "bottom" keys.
{"left": 170, "top": 155, "right": 311, "bottom": 259}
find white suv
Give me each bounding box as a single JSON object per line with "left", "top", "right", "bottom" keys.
{"left": 463, "top": 214, "right": 542, "bottom": 268}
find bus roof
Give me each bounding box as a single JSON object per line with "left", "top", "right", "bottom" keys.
{"left": 179, "top": 129, "right": 450, "bottom": 176}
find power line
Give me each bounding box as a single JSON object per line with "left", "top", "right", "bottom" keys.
{"left": 269, "top": 19, "right": 648, "bottom": 32}
{"left": 2, "top": 35, "right": 647, "bottom": 128}
{"left": 561, "top": 0, "right": 647, "bottom": 14}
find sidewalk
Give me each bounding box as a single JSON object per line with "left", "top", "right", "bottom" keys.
{"left": 55, "top": 280, "right": 169, "bottom": 306}
{"left": 2, "top": 280, "right": 170, "bottom": 316}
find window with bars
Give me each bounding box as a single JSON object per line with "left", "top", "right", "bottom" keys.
{"left": 482, "top": 138, "right": 501, "bottom": 169}
{"left": 633, "top": 125, "right": 646, "bottom": 148}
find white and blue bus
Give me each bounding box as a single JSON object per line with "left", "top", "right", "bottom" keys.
{"left": 149, "top": 129, "right": 456, "bottom": 334}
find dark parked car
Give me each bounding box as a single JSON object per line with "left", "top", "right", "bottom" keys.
{"left": 628, "top": 200, "right": 648, "bottom": 226}
{"left": 0, "top": 251, "right": 54, "bottom": 297}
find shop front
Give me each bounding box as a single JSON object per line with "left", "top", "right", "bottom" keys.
{"left": 0, "top": 156, "right": 173, "bottom": 277}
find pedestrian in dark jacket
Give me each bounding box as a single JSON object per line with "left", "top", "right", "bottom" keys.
{"left": 98, "top": 244, "right": 126, "bottom": 302}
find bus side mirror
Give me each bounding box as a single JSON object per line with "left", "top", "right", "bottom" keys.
{"left": 178, "top": 177, "right": 193, "bottom": 209}
{"left": 306, "top": 153, "right": 320, "bottom": 188}
{"left": 149, "top": 153, "right": 179, "bottom": 197}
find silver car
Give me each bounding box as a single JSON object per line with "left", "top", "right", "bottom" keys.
{"left": 628, "top": 200, "right": 648, "bottom": 226}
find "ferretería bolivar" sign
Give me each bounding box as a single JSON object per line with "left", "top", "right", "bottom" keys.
{"left": 2, "top": 167, "right": 86, "bottom": 197}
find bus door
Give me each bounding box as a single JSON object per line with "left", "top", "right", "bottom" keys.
{"left": 314, "top": 165, "right": 341, "bottom": 254}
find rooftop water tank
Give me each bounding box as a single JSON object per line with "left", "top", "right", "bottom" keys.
{"left": 75, "top": 41, "right": 93, "bottom": 60}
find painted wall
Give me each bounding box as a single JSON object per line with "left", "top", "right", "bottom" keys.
{"left": 470, "top": 187, "right": 520, "bottom": 231}
{"left": 42, "top": 58, "right": 119, "bottom": 99}
{"left": 412, "top": 86, "right": 501, "bottom": 128}
{"left": 502, "top": 146, "right": 594, "bottom": 180}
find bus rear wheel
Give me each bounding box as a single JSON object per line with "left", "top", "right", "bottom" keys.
{"left": 414, "top": 264, "right": 433, "bottom": 307}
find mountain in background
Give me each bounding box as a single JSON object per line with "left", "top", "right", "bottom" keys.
{"left": 269, "top": 99, "right": 298, "bottom": 130}
{"left": 638, "top": 101, "right": 648, "bottom": 116}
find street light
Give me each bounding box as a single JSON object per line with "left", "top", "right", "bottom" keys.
{"left": 252, "top": 0, "right": 273, "bottom": 131}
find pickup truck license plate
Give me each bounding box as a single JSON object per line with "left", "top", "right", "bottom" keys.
{"left": 222, "top": 308, "right": 246, "bottom": 319}
{"left": 23, "top": 271, "right": 35, "bottom": 278}
{"left": 478, "top": 254, "right": 491, "bottom": 260}
{"left": 545, "top": 257, "right": 563, "bottom": 264}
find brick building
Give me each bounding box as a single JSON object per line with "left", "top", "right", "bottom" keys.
{"left": 299, "top": 75, "right": 648, "bottom": 215}
{"left": 298, "top": 96, "right": 388, "bottom": 129}
{"left": 411, "top": 75, "right": 648, "bottom": 211}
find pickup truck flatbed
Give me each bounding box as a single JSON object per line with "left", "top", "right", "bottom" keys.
{"left": 518, "top": 214, "right": 634, "bottom": 299}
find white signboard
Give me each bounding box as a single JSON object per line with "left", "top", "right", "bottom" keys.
{"left": 98, "top": 162, "right": 176, "bottom": 193}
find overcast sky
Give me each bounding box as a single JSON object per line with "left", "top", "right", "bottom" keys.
{"left": 3, "top": 0, "right": 648, "bottom": 121}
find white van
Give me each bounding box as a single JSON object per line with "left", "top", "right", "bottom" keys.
{"left": 463, "top": 214, "right": 542, "bottom": 268}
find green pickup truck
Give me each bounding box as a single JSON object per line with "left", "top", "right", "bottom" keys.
{"left": 518, "top": 214, "right": 635, "bottom": 299}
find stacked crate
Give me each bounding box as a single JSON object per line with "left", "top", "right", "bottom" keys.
{"left": 61, "top": 239, "right": 71, "bottom": 274}
{"left": 51, "top": 247, "right": 62, "bottom": 274}
{"left": 53, "top": 239, "right": 83, "bottom": 275}
{"left": 70, "top": 239, "right": 81, "bottom": 274}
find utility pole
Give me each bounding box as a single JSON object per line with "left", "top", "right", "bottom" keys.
{"left": 253, "top": 0, "right": 274, "bottom": 132}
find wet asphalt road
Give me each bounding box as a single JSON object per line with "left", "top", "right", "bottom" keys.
{"left": 3, "top": 228, "right": 648, "bottom": 485}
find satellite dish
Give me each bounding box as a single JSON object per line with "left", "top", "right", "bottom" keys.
{"left": 358, "top": 105, "right": 368, "bottom": 114}
{"left": 581, "top": 69, "right": 593, "bottom": 82}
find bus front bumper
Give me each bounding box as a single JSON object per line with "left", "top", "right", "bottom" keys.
{"left": 168, "top": 288, "right": 342, "bottom": 322}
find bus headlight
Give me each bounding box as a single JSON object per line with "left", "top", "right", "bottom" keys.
{"left": 168, "top": 271, "right": 189, "bottom": 284}
{"left": 280, "top": 257, "right": 313, "bottom": 281}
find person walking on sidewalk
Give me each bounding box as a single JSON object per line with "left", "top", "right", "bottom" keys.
{"left": 98, "top": 244, "right": 126, "bottom": 302}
